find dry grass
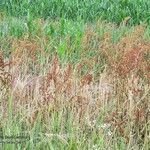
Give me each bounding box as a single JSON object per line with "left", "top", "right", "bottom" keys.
{"left": 0, "top": 24, "right": 150, "bottom": 149}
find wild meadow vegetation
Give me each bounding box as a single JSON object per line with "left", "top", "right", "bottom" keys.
{"left": 0, "top": 0, "right": 150, "bottom": 150}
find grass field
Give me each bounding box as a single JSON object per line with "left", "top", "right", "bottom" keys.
{"left": 0, "top": 1, "right": 150, "bottom": 150}
{"left": 1, "top": 0, "right": 150, "bottom": 25}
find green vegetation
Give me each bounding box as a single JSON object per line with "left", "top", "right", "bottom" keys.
{"left": 1, "top": 0, "right": 150, "bottom": 25}
{"left": 0, "top": 1, "right": 150, "bottom": 150}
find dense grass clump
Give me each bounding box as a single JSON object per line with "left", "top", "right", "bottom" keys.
{"left": 0, "top": 16, "right": 150, "bottom": 149}
{"left": 0, "top": 1, "right": 150, "bottom": 149}
{"left": 1, "top": 0, "right": 150, "bottom": 25}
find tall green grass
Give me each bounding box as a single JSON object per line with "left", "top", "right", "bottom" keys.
{"left": 1, "top": 0, "right": 150, "bottom": 25}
